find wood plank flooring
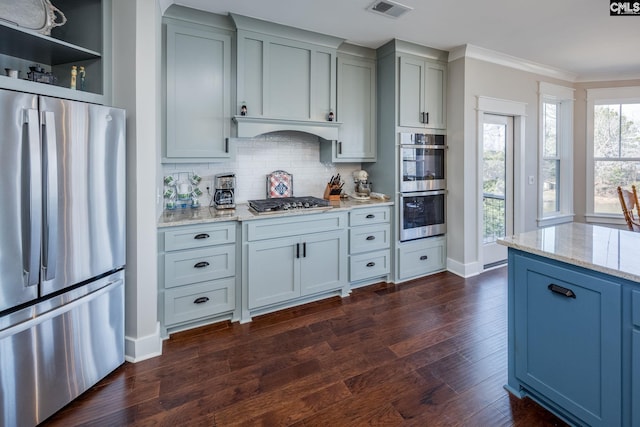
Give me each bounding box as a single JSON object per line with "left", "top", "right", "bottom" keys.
{"left": 42, "top": 268, "right": 569, "bottom": 426}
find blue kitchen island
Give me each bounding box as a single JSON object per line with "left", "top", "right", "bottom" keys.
{"left": 498, "top": 222, "right": 640, "bottom": 427}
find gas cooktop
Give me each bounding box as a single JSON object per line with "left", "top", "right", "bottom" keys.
{"left": 248, "top": 196, "right": 330, "bottom": 214}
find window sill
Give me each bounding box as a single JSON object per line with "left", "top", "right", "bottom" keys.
{"left": 537, "top": 214, "right": 575, "bottom": 228}
{"left": 584, "top": 214, "right": 627, "bottom": 227}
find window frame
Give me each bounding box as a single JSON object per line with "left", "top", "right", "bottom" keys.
{"left": 585, "top": 86, "right": 640, "bottom": 225}
{"left": 537, "top": 82, "right": 574, "bottom": 227}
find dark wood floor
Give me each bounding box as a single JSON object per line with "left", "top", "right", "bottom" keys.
{"left": 43, "top": 268, "right": 569, "bottom": 426}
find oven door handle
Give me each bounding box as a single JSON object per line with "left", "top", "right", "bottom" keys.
{"left": 400, "top": 190, "right": 447, "bottom": 198}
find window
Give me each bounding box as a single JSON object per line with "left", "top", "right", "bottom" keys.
{"left": 586, "top": 87, "right": 640, "bottom": 222}
{"left": 538, "top": 82, "right": 574, "bottom": 226}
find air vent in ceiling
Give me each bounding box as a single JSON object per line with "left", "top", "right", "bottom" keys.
{"left": 367, "top": 0, "right": 412, "bottom": 18}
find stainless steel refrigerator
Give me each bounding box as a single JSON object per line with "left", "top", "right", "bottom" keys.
{"left": 0, "top": 88, "right": 126, "bottom": 427}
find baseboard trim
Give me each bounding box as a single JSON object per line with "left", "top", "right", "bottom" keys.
{"left": 446, "top": 258, "right": 482, "bottom": 278}
{"left": 125, "top": 322, "right": 163, "bottom": 363}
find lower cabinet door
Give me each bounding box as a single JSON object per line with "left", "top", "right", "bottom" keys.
{"left": 300, "top": 230, "right": 346, "bottom": 295}
{"left": 247, "top": 236, "right": 299, "bottom": 309}
{"left": 633, "top": 329, "right": 640, "bottom": 427}
{"left": 513, "top": 254, "right": 622, "bottom": 427}
{"left": 164, "top": 277, "right": 235, "bottom": 326}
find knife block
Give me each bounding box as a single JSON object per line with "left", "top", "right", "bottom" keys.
{"left": 323, "top": 184, "right": 341, "bottom": 201}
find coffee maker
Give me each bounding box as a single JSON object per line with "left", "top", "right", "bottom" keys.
{"left": 212, "top": 173, "right": 236, "bottom": 209}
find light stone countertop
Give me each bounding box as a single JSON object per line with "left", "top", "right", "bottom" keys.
{"left": 498, "top": 222, "right": 640, "bottom": 283}
{"left": 157, "top": 198, "right": 394, "bottom": 228}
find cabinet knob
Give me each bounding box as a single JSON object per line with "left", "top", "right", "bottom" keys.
{"left": 366, "top": 262, "right": 376, "bottom": 267}
{"left": 194, "top": 261, "right": 210, "bottom": 268}
{"left": 193, "top": 296, "right": 210, "bottom": 304}
{"left": 366, "top": 235, "right": 375, "bottom": 241}
{"left": 194, "top": 233, "right": 210, "bottom": 240}
{"left": 419, "top": 255, "right": 428, "bottom": 261}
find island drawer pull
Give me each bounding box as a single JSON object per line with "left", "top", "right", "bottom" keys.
{"left": 194, "top": 296, "right": 210, "bottom": 304}
{"left": 194, "top": 233, "right": 210, "bottom": 240}
{"left": 419, "top": 255, "right": 428, "bottom": 261}
{"left": 366, "top": 262, "right": 376, "bottom": 267}
{"left": 548, "top": 284, "right": 576, "bottom": 299}
{"left": 366, "top": 214, "right": 375, "bottom": 219}
{"left": 366, "top": 235, "right": 375, "bottom": 240}
{"left": 194, "top": 261, "right": 210, "bottom": 268}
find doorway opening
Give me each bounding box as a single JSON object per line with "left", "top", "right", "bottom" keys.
{"left": 482, "top": 114, "right": 513, "bottom": 268}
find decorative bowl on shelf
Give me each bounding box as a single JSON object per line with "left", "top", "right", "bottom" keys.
{"left": 0, "top": 0, "right": 67, "bottom": 36}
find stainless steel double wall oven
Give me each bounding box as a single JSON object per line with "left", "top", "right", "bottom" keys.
{"left": 399, "top": 132, "right": 447, "bottom": 241}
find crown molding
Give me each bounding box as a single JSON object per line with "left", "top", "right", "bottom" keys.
{"left": 448, "top": 44, "right": 578, "bottom": 82}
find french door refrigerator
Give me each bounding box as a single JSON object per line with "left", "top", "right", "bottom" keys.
{"left": 0, "top": 88, "right": 126, "bottom": 427}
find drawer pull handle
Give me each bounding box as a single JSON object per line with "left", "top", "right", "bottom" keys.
{"left": 194, "top": 261, "right": 210, "bottom": 268}
{"left": 194, "top": 296, "right": 210, "bottom": 304}
{"left": 419, "top": 255, "right": 428, "bottom": 261}
{"left": 548, "top": 284, "right": 576, "bottom": 299}
{"left": 194, "top": 233, "right": 210, "bottom": 240}
{"left": 366, "top": 262, "right": 376, "bottom": 267}
{"left": 366, "top": 214, "right": 375, "bottom": 219}
{"left": 366, "top": 235, "right": 375, "bottom": 241}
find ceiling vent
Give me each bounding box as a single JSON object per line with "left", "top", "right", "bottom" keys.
{"left": 367, "top": 0, "right": 412, "bottom": 18}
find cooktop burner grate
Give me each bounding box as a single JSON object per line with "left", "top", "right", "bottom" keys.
{"left": 248, "top": 196, "right": 330, "bottom": 213}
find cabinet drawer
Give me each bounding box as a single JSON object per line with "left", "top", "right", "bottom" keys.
{"left": 164, "top": 277, "right": 235, "bottom": 326}
{"left": 349, "top": 207, "right": 390, "bottom": 226}
{"left": 164, "top": 223, "right": 235, "bottom": 251}
{"left": 349, "top": 224, "right": 390, "bottom": 254}
{"left": 164, "top": 245, "right": 235, "bottom": 288}
{"left": 398, "top": 238, "right": 445, "bottom": 280}
{"left": 246, "top": 212, "right": 345, "bottom": 241}
{"left": 350, "top": 250, "right": 390, "bottom": 282}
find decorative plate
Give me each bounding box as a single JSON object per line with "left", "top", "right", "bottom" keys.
{"left": 0, "top": 0, "right": 66, "bottom": 36}
{"left": 266, "top": 170, "right": 293, "bottom": 198}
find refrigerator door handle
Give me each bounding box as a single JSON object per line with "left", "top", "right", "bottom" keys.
{"left": 24, "top": 109, "right": 42, "bottom": 288}
{"left": 42, "top": 111, "right": 58, "bottom": 281}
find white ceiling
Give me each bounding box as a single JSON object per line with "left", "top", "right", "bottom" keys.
{"left": 164, "top": 0, "right": 640, "bottom": 82}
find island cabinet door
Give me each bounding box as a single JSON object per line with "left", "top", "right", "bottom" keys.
{"left": 513, "top": 254, "right": 622, "bottom": 427}
{"left": 632, "top": 290, "right": 640, "bottom": 427}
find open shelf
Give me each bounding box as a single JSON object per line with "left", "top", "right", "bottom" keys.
{"left": 0, "top": 21, "right": 101, "bottom": 65}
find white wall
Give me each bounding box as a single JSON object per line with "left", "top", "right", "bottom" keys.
{"left": 112, "top": 0, "right": 163, "bottom": 362}
{"left": 446, "top": 56, "right": 573, "bottom": 277}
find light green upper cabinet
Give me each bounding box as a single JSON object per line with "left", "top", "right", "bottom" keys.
{"left": 232, "top": 14, "right": 343, "bottom": 123}
{"left": 321, "top": 49, "right": 377, "bottom": 163}
{"left": 398, "top": 54, "right": 447, "bottom": 130}
{"left": 164, "top": 18, "right": 232, "bottom": 162}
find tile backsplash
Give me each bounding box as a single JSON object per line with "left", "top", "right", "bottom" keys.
{"left": 162, "top": 132, "right": 363, "bottom": 207}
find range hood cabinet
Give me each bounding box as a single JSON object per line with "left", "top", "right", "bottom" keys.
{"left": 232, "top": 116, "right": 340, "bottom": 141}
{"left": 232, "top": 14, "right": 344, "bottom": 141}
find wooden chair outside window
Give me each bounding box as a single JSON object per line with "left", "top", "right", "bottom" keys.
{"left": 617, "top": 185, "right": 640, "bottom": 231}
